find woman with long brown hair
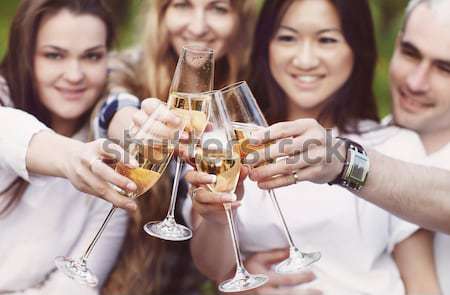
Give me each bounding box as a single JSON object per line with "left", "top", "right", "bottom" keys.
{"left": 0, "top": 0, "right": 131, "bottom": 293}
{"left": 95, "top": 1, "right": 259, "bottom": 294}
{"left": 185, "top": 0, "right": 441, "bottom": 294}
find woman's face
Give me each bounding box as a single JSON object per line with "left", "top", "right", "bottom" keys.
{"left": 269, "top": 0, "right": 354, "bottom": 119}
{"left": 164, "top": 0, "right": 239, "bottom": 59}
{"left": 34, "top": 9, "right": 107, "bottom": 135}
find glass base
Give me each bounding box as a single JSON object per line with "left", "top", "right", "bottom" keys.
{"left": 219, "top": 273, "right": 268, "bottom": 293}
{"left": 143, "top": 218, "right": 192, "bottom": 241}
{"left": 275, "top": 251, "right": 321, "bottom": 274}
{"left": 54, "top": 256, "right": 98, "bottom": 287}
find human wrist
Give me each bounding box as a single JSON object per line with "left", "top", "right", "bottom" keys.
{"left": 55, "top": 134, "right": 84, "bottom": 179}
{"left": 328, "top": 137, "right": 370, "bottom": 190}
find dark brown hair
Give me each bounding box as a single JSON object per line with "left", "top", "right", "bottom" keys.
{"left": 0, "top": 0, "right": 116, "bottom": 215}
{"left": 250, "top": 0, "right": 379, "bottom": 133}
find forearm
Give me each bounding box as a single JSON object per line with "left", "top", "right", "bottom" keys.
{"left": 26, "top": 130, "right": 82, "bottom": 178}
{"left": 393, "top": 229, "right": 441, "bottom": 294}
{"left": 191, "top": 216, "right": 236, "bottom": 281}
{"left": 358, "top": 149, "right": 450, "bottom": 234}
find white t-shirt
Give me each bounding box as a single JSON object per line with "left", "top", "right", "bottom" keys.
{"left": 184, "top": 122, "right": 426, "bottom": 295}
{"left": 424, "top": 142, "right": 450, "bottom": 294}
{"left": 0, "top": 107, "right": 128, "bottom": 294}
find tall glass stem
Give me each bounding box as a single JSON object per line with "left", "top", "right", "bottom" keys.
{"left": 81, "top": 205, "right": 117, "bottom": 262}
{"left": 167, "top": 157, "right": 184, "bottom": 220}
{"left": 268, "top": 189, "right": 297, "bottom": 249}
{"left": 223, "top": 203, "right": 246, "bottom": 271}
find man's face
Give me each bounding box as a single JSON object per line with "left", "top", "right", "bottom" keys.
{"left": 390, "top": 4, "right": 450, "bottom": 139}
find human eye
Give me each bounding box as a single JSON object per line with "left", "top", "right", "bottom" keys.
{"left": 44, "top": 52, "right": 63, "bottom": 60}
{"left": 436, "top": 62, "right": 450, "bottom": 75}
{"left": 171, "top": 0, "right": 190, "bottom": 9}
{"left": 84, "top": 52, "right": 105, "bottom": 61}
{"left": 211, "top": 2, "right": 231, "bottom": 14}
{"left": 318, "top": 36, "right": 338, "bottom": 44}
{"left": 274, "top": 33, "right": 296, "bottom": 43}
{"left": 400, "top": 42, "right": 421, "bottom": 60}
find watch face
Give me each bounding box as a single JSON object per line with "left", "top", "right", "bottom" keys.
{"left": 348, "top": 152, "right": 368, "bottom": 182}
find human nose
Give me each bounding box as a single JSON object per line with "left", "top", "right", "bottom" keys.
{"left": 64, "top": 60, "right": 85, "bottom": 83}
{"left": 187, "top": 10, "right": 208, "bottom": 36}
{"left": 292, "top": 42, "right": 320, "bottom": 70}
{"left": 406, "top": 61, "right": 430, "bottom": 93}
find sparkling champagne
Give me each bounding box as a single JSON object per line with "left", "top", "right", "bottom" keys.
{"left": 115, "top": 143, "right": 173, "bottom": 198}
{"left": 168, "top": 92, "right": 209, "bottom": 139}
{"left": 232, "top": 122, "right": 273, "bottom": 160}
{"left": 196, "top": 149, "right": 241, "bottom": 194}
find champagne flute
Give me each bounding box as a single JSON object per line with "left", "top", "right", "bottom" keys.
{"left": 144, "top": 45, "right": 213, "bottom": 241}
{"left": 221, "top": 81, "right": 321, "bottom": 274}
{"left": 195, "top": 91, "right": 268, "bottom": 293}
{"left": 55, "top": 103, "right": 184, "bottom": 286}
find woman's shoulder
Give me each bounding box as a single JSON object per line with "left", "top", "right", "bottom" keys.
{"left": 0, "top": 75, "right": 13, "bottom": 107}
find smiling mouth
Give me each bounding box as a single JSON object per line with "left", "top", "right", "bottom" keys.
{"left": 56, "top": 87, "right": 86, "bottom": 99}
{"left": 398, "top": 88, "right": 434, "bottom": 111}
{"left": 290, "top": 74, "right": 324, "bottom": 89}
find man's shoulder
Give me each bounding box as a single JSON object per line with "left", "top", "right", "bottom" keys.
{"left": 426, "top": 142, "right": 450, "bottom": 170}
{"left": 358, "top": 116, "right": 426, "bottom": 162}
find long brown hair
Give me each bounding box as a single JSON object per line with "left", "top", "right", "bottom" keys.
{"left": 0, "top": 0, "right": 116, "bottom": 216}
{"left": 250, "top": 0, "right": 379, "bottom": 133}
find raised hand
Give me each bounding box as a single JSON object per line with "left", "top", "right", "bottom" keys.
{"left": 246, "top": 119, "right": 346, "bottom": 190}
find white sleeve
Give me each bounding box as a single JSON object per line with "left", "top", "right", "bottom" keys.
{"left": 4, "top": 199, "right": 128, "bottom": 295}
{"left": 387, "top": 214, "right": 420, "bottom": 253}
{"left": 4, "top": 272, "right": 99, "bottom": 295}
{"left": 0, "top": 107, "right": 51, "bottom": 182}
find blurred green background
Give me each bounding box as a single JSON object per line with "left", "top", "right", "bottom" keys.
{"left": 0, "top": 0, "right": 408, "bottom": 117}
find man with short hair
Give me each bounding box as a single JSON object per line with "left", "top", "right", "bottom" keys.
{"left": 389, "top": 0, "right": 450, "bottom": 292}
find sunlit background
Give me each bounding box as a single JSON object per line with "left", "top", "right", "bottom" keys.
{"left": 0, "top": 0, "right": 408, "bottom": 117}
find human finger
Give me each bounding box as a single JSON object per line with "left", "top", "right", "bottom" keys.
{"left": 141, "top": 98, "right": 183, "bottom": 126}
{"left": 249, "top": 155, "right": 308, "bottom": 182}
{"left": 185, "top": 171, "right": 217, "bottom": 187}
{"left": 77, "top": 164, "right": 137, "bottom": 211}
{"left": 246, "top": 129, "right": 324, "bottom": 167}
{"left": 252, "top": 119, "right": 320, "bottom": 143}
{"left": 93, "top": 139, "right": 138, "bottom": 167}
{"left": 90, "top": 158, "right": 137, "bottom": 192}
{"left": 257, "top": 166, "right": 321, "bottom": 190}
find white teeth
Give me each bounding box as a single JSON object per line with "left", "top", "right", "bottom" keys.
{"left": 296, "top": 76, "right": 319, "bottom": 83}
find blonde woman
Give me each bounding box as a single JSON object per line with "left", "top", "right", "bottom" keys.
{"left": 95, "top": 1, "right": 260, "bottom": 294}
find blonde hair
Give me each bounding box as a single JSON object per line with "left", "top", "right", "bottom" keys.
{"left": 102, "top": 2, "right": 260, "bottom": 294}
{"left": 109, "top": 0, "right": 259, "bottom": 100}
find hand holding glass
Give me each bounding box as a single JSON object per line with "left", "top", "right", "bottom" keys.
{"left": 55, "top": 103, "right": 184, "bottom": 286}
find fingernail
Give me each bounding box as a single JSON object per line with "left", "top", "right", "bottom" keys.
{"left": 222, "top": 193, "right": 236, "bottom": 202}
{"left": 126, "top": 201, "right": 137, "bottom": 211}
{"left": 127, "top": 182, "right": 137, "bottom": 191}
{"left": 244, "top": 154, "right": 256, "bottom": 166}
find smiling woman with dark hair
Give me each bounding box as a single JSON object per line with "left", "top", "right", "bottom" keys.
{"left": 185, "top": 0, "right": 441, "bottom": 294}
